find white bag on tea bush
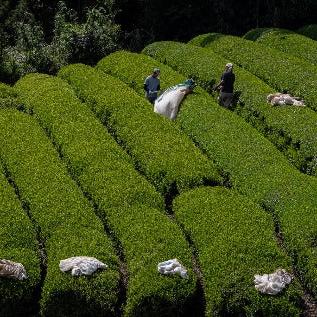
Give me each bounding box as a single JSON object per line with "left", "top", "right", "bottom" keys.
{"left": 157, "top": 258, "right": 188, "bottom": 279}
{"left": 254, "top": 269, "right": 292, "bottom": 295}
{"left": 154, "top": 79, "right": 196, "bottom": 120}
{"left": 267, "top": 93, "right": 305, "bottom": 107}
{"left": 59, "top": 256, "right": 107, "bottom": 276}
{"left": 0, "top": 259, "right": 27, "bottom": 280}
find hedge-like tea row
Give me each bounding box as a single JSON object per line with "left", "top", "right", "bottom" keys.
{"left": 0, "top": 109, "right": 120, "bottom": 316}
{"left": 58, "top": 64, "right": 221, "bottom": 196}
{"left": 0, "top": 82, "right": 19, "bottom": 108}
{"left": 142, "top": 41, "right": 317, "bottom": 174}
{"left": 0, "top": 162, "right": 40, "bottom": 316}
{"left": 297, "top": 24, "right": 317, "bottom": 41}
{"left": 16, "top": 74, "right": 197, "bottom": 316}
{"left": 15, "top": 73, "right": 163, "bottom": 212}
{"left": 244, "top": 28, "right": 317, "bottom": 65}
{"left": 189, "top": 33, "right": 317, "bottom": 112}
{"left": 173, "top": 187, "right": 302, "bottom": 316}
{"left": 97, "top": 50, "right": 317, "bottom": 298}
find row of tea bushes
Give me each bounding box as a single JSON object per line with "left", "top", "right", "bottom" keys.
{"left": 97, "top": 50, "right": 317, "bottom": 298}
{"left": 97, "top": 54, "right": 304, "bottom": 315}
{"left": 16, "top": 74, "right": 197, "bottom": 317}
{"left": 15, "top": 73, "right": 162, "bottom": 212}
{"left": 189, "top": 33, "right": 317, "bottom": 112}
{"left": 173, "top": 187, "right": 302, "bottom": 316}
{"left": 0, "top": 164, "right": 41, "bottom": 316}
{"left": 58, "top": 64, "right": 221, "bottom": 197}
{"left": 142, "top": 41, "right": 317, "bottom": 175}
{"left": 0, "top": 109, "right": 120, "bottom": 316}
{"left": 244, "top": 28, "right": 317, "bottom": 65}
{"left": 0, "top": 82, "right": 19, "bottom": 108}
{"left": 297, "top": 24, "right": 317, "bottom": 41}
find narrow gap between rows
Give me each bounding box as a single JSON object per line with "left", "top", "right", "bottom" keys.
{"left": 22, "top": 110, "right": 128, "bottom": 317}
{"left": 261, "top": 203, "right": 317, "bottom": 316}
{"left": 1, "top": 158, "right": 47, "bottom": 317}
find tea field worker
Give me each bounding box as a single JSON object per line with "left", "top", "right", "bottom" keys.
{"left": 214, "top": 62, "right": 236, "bottom": 108}
{"left": 144, "top": 68, "right": 161, "bottom": 104}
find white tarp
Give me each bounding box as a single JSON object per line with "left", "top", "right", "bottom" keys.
{"left": 267, "top": 93, "right": 305, "bottom": 106}
{"left": 157, "top": 258, "right": 188, "bottom": 279}
{"left": 254, "top": 269, "right": 292, "bottom": 295}
{"left": 0, "top": 259, "right": 27, "bottom": 280}
{"left": 59, "top": 256, "right": 107, "bottom": 276}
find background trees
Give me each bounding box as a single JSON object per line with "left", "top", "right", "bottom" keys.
{"left": 0, "top": 0, "right": 316, "bottom": 83}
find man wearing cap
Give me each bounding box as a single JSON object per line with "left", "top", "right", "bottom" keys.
{"left": 144, "top": 68, "right": 161, "bottom": 104}
{"left": 214, "top": 63, "right": 235, "bottom": 108}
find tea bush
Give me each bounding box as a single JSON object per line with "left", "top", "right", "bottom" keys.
{"left": 0, "top": 164, "right": 40, "bottom": 316}
{"left": 98, "top": 50, "right": 317, "bottom": 298}
{"left": 189, "top": 33, "right": 317, "bottom": 112}
{"left": 58, "top": 64, "right": 221, "bottom": 196}
{"left": 16, "top": 73, "right": 197, "bottom": 316}
{"left": 244, "top": 28, "right": 317, "bottom": 65}
{"left": 173, "top": 187, "right": 302, "bottom": 316}
{"left": 0, "top": 109, "right": 120, "bottom": 316}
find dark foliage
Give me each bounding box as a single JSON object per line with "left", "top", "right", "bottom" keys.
{"left": 0, "top": 0, "right": 316, "bottom": 83}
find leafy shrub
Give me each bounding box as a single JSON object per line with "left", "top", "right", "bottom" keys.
{"left": 106, "top": 205, "right": 196, "bottom": 317}
{"left": 0, "top": 0, "right": 120, "bottom": 82}
{"left": 0, "top": 82, "right": 19, "bottom": 108}
{"left": 0, "top": 109, "right": 120, "bottom": 316}
{"left": 15, "top": 73, "right": 162, "bottom": 211}
{"left": 189, "top": 33, "right": 317, "bottom": 113}
{"left": 47, "top": 0, "right": 120, "bottom": 71}
{"left": 244, "top": 27, "right": 317, "bottom": 65}
{"left": 297, "top": 24, "right": 317, "bottom": 41}
{"left": 98, "top": 50, "right": 317, "bottom": 298}
{"left": 142, "top": 41, "right": 317, "bottom": 175}
{"left": 58, "top": 64, "right": 221, "bottom": 196}
{"left": 15, "top": 73, "right": 197, "bottom": 316}
{"left": 174, "top": 187, "right": 302, "bottom": 316}
{"left": 0, "top": 0, "right": 49, "bottom": 82}
{"left": 0, "top": 163, "right": 40, "bottom": 316}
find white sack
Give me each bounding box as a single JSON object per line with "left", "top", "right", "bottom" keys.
{"left": 254, "top": 269, "right": 292, "bottom": 295}
{"left": 0, "top": 259, "right": 27, "bottom": 280}
{"left": 267, "top": 93, "right": 305, "bottom": 107}
{"left": 59, "top": 256, "right": 107, "bottom": 276}
{"left": 154, "top": 85, "right": 188, "bottom": 120}
{"left": 157, "top": 258, "right": 188, "bottom": 279}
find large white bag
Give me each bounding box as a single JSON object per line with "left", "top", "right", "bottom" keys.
{"left": 154, "top": 79, "right": 196, "bottom": 120}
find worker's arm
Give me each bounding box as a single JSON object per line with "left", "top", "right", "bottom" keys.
{"left": 213, "top": 80, "right": 224, "bottom": 91}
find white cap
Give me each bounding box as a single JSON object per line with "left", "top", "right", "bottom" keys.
{"left": 226, "top": 63, "right": 233, "bottom": 68}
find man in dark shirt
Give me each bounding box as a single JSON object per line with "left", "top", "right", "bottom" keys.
{"left": 214, "top": 63, "right": 235, "bottom": 108}
{"left": 144, "top": 68, "right": 161, "bottom": 104}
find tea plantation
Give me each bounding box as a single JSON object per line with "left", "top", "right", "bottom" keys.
{"left": 0, "top": 27, "right": 317, "bottom": 316}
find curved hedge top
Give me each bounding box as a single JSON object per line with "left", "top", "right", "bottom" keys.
{"left": 189, "top": 33, "right": 317, "bottom": 112}
{"left": 0, "top": 82, "right": 19, "bottom": 108}
{"left": 16, "top": 73, "right": 163, "bottom": 211}
{"left": 297, "top": 24, "right": 317, "bottom": 41}
{"left": 59, "top": 64, "right": 221, "bottom": 195}
{"left": 98, "top": 51, "right": 317, "bottom": 298}
{"left": 98, "top": 48, "right": 317, "bottom": 294}
{"left": 142, "top": 41, "right": 317, "bottom": 174}
{"left": 98, "top": 50, "right": 296, "bottom": 200}
{"left": 173, "top": 187, "right": 302, "bottom": 316}
{"left": 244, "top": 27, "right": 317, "bottom": 65}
